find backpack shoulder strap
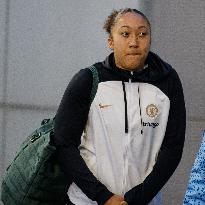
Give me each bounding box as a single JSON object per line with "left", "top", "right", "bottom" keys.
{"left": 88, "top": 65, "right": 99, "bottom": 103}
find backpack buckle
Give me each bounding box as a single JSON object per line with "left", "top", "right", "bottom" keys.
{"left": 30, "top": 133, "right": 41, "bottom": 142}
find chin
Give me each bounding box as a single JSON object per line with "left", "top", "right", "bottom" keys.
{"left": 125, "top": 63, "right": 142, "bottom": 71}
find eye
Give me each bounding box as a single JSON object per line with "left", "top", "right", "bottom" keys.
{"left": 138, "top": 32, "right": 147, "bottom": 37}
{"left": 121, "top": 32, "right": 129, "bottom": 37}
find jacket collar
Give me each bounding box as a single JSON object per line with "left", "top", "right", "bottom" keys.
{"left": 102, "top": 51, "right": 172, "bottom": 82}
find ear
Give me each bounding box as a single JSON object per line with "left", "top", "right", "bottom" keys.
{"left": 107, "top": 36, "right": 114, "bottom": 50}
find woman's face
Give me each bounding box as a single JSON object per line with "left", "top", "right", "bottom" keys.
{"left": 108, "top": 12, "right": 151, "bottom": 71}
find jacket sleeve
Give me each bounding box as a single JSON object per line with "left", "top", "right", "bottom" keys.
{"left": 53, "top": 68, "right": 113, "bottom": 205}
{"left": 183, "top": 130, "right": 205, "bottom": 204}
{"left": 124, "top": 69, "right": 186, "bottom": 205}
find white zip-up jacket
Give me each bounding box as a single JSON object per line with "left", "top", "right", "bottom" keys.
{"left": 54, "top": 52, "right": 186, "bottom": 205}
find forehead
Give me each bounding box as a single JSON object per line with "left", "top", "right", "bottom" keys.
{"left": 114, "top": 12, "right": 150, "bottom": 30}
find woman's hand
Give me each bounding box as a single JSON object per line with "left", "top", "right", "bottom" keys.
{"left": 120, "top": 201, "right": 128, "bottom": 205}
{"left": 104, "top": 195, "right": 125, "bottom": 205}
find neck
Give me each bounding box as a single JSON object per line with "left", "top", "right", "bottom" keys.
{"left": 116, "top": 63, "right": 146, "bottom": 72}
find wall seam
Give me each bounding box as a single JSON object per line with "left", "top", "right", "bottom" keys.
{"left": 1, "top": 0, "right": 11, "bottom": 173}
{"left": 0, "top": 102, "right": 57, "bottom": 112}
{"left": 187, "top": 118, "right": 205, "bottom": 123}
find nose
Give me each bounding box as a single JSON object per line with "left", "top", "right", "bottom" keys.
{"left": 129, "top": 35, "right": 139, "bottom": 48}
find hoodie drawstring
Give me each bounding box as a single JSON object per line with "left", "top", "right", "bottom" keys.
{"left": 138, "top": 85, "right": 143, "bottom": 135}
{"left": 122, "top": 81, "right": 143, "bottom": 135}
{"left": 122, "top": 81, "right": 128, "bottom": 133}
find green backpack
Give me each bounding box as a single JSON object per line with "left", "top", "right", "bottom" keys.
{"left": 1, "top": 66, "right": 99, "bottom": 205}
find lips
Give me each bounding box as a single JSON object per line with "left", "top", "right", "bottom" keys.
{"left": 126, "top": 53, "right": 141, "bottom": 57}
{"left": 126, "top": 52, "right": 141, "bottom": 56}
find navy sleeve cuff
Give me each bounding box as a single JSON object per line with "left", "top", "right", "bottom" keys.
{"left": 95, "top": 187, "right": 113, "bottom": 205}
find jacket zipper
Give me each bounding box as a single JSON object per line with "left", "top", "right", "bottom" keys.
{"left": 121, "top": 72, "right": 144, "bottom": 194}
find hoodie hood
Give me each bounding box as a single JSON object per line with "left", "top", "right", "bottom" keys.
{"left": 102, "top": 51, "right": 172, "bottom": 82}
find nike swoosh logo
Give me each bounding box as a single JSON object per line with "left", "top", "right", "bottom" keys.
{"left": 99, "top": 103, "right": 112, "bottom": 109}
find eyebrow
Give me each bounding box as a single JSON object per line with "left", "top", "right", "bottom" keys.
{"left": 120, "top": 25, "right": 148, "bottom": 29}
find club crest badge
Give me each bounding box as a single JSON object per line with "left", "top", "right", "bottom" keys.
{"left": 146, "top": 104, "right": 158, "bottom": 118}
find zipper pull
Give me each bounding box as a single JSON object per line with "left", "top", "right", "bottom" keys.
{"left": 129, "top": 71, "right": 133, "bottom": 83}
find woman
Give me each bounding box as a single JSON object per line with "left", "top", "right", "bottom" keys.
{"left": 54, "top": 8, "right": 186, "bottom": 205}
{"left": 183, "top": 130, "right": 205, "bottom": 204}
